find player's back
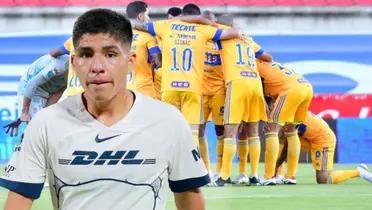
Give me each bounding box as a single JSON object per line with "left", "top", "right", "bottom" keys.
{"left": 300, "top": 111, "right": 335, "bottom": 145}
{"left": 149, "top": 19, "right": 221, "bottom": 94}
{"left": 203, "top": 40, "right": 224, "bottom": 96}
{"left": 22, "top": 54, "right": 69, "bottom": 94}
{"left": 25, "top": 54, "right": 55, "bottom": 80}
{"left": 220, "top": 33, "right": 260, "bottom": 84}
{"left": 257, "top": 60, "right": 306, "bottom": 97}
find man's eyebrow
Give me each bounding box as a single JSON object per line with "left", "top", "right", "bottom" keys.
{"left": 102, "top": 45, "right": 120, "bottom": 51}
{"left": 76, "top": 46, "right": 93, "bottom": 52}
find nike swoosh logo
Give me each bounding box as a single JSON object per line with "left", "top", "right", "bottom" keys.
{"left": 95, "top": 134, "right": 122, "bottom": 143}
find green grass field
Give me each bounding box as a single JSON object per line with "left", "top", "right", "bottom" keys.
{"left": 1, "top": 163, "right": 371, "bottom": 210}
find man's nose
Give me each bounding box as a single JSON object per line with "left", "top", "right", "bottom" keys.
{"left": 90, "top": 55, "right": 106, "bottom": 74}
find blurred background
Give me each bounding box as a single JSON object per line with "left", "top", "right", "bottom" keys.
{"left": 1, "top": 0, "right": 372, "bottom": 165}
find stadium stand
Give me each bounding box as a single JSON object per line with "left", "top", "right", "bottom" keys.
{"left": 1, "top": 0, "right": 372, "bottom": 7}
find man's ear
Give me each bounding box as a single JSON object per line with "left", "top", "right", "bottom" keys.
{"left": 70, "top": 55, "right": 75, "bottom": 66}
{"left": 127, "top": 51, "right": 136, "bottom": 74}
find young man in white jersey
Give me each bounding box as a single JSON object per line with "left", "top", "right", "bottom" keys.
{"left": 0, "top": 8, "right": 209, "bottom": 210}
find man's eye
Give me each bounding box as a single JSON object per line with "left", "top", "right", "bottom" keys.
{"left": 79, "top": 52, "right": 91, "bottom": 58}
{"left": 107, "top": 52, "right": 117, "bottom": 58}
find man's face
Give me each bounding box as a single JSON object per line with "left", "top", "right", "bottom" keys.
{"left": 71, "top": 33, "right": 135, "bottom": 102}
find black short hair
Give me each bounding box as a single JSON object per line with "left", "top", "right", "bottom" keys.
{"left": 73, "top": 8, "right": 133, "bottom": 49}
{"left": 167, "top": 7, "right": 182, "bottom": 17}
{"left": 182, "top": 3, "right": 201, "bottom": 16}
{"left": 126, "top": 1, "right": 148, "bottom": 19}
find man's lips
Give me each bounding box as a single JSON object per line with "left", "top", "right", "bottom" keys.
{"left": 88, "top": 80, "right": 111, "bottom": 85}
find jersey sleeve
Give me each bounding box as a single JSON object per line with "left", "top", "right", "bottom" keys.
{"left": 0, "top": 115, "right": 47, "bottom": 199}
{"left": 252, "top": 40, "right": 265, "bottom": 58}
{"left": 167, "top": 110, "right": 210, "bottom": 193}
{"left": 147, "top": 36, "right": 161, "bottom": 54}
{"left": 202, "top": 25, "right": 223, "bottom": 42}
{"left": 63, "top": 37, "right": 74, "bottom": 53}
{"left": 22, "top": 72, "right": 48, "bottom": 98}
{"left": 147, "top": 20, "right": 168, "bottom": 38}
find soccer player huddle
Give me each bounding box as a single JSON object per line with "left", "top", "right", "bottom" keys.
{"left": 1, "top": 1, "right": 372, "bottom": 210}
{"left": 119, "top": 2, "right": 372, "bottom": 187}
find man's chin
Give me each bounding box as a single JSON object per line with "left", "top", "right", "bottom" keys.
{"left": 85, "top": 91, "right": 112, "bottom": 102}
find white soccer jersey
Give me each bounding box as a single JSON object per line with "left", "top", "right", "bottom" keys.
{"left": 0, "top": 92, "right": 209, "bottom": 210}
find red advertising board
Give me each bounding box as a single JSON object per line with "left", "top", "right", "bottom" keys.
{"left": 310, "top": 94, "right": 372, "bottom": 119}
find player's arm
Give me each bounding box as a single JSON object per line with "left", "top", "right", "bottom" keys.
{"left": 252, "top": 40, "right": 272, "bottom": 62}
{"left": 20, "top": 96, "right": 32, "bottom": 122}
{"left": 4, "top": 191, "right": 33, "bottom": 210}
{"left": 132, "top": 20, "right": 166, "bottom": 38}
{"left": 147, "top": 37, "right": 162, "bottom": 69}
{"left": 168, "top": 110, "right": 209, "bottom": 210}
{"left": 0, "top": 113, "right": 47, "bottom": 210}
{"left": 49, "top": 46, "right": 69, "bottom": 58}
{"left": 257, "top": 52, "right": 272, "bottom": 62}
{"left": 20, "top": 71, "right": 50, "bottom": 122}
{"left": 150, "top": 52, "right": 162, "bottom": 70}
{"left": 174, "top": 188, "right": 205, "bottom": 210}
{"left": 218, "top": 27, "right": 242, "bottom": 40}
{"left": 50, "top": 37, "right": 73, "bottom": 58}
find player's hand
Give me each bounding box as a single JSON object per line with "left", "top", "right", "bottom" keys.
{"left": 3, "top": 118, "right": 23, "bottom": 137}
{"left": 263, "top": 122, "right": 270, "bottom": 133}
{"left": 20, "top": 112, "right": 31, "bottom": 122}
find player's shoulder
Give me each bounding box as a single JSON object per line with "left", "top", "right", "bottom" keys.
{"left": 135, "top": 92, "right": 186, "bottom": 123}
{"left": 133, "top": 29, "right": 153, "bottom": 38}
{"left": 32, "top": 94, "right": 80, "bottom": 122}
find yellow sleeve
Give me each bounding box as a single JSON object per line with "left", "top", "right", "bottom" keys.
{"left": 148, "top": 20, "right": 169, "bottom": 39}
{"left": 252, "top": 40, "right": 262, "bottom": 53}
{"left": 201, "top": 25, "right": 223, "bottom": 41}
{"left": 243, "top": 34, "right": 264, "bottom": 56}
{"left": 146, "top": 36, "right": 158, "bottom": 51}
{"left": 63, "top": 37, "right": 74, "bottom": 53}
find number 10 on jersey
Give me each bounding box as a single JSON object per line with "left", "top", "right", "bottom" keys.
{"left": 171, "top": 47, "right": 193, "bottom": 72}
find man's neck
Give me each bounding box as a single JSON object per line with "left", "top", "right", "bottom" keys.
{"left": 83, "top": 90, "right": 134, "bottom": 126}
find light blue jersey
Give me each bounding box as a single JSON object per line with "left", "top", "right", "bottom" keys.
{"left": 17, "top": 54, "right": 69, "bottom": 117}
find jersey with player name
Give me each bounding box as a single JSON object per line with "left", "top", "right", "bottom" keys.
{"left": 203, "top": 40, "right": 224, "bottom": 96}
{"left": 20, "top": 54, "right": 69, "bottom": 98}
{"left": 127, "top": 30, "right": 160, "bottom": 95}
{"left": 147, "top": 19, "right": 223, "bottom": 94}
{"left": 257, "top": 60, "right": 308, "bottom": 97}
{"left": 220, "top": 31, "right": 260, "bottom": 84}
{"left": 0, "top": 92, "right": 209, "bottom": 210}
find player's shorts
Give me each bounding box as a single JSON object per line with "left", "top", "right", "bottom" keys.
{"left": 162, "top": 91, "right": 203, "bottom": 125}
{"left": 224, "top": 79, "right": 267, "bottom": 124}
{"left": 270, "top": 80, "right": 313, "bottom": 125}
{"left": 301, "top": 132, "right": 336, "bottom": 171}
{"left": 203, "top": 94, "right": 225, "bottom": 125}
